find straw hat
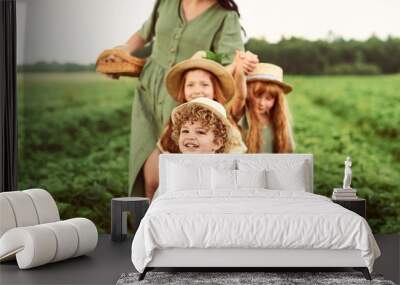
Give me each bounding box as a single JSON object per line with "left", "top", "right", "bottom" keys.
{"left": 246, "top": 63, "right": 292, "bottom": 94}
{"left": 170, "top": 97, "right": 247, "bottom": 154}
{"left": 165, "top": 51, "right": 235, "bottom": 103}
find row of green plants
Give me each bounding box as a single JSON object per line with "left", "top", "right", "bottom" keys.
{"left": 18, "top": 73, "right": 133, "bottom": 232}
{"left": 288, "top": 75, "right": 400, "bottom": 233}
{"left": 17, "top": 73, "right": 400, "bottom": 233}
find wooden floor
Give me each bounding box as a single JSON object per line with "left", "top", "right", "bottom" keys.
{"left": 0, "top": 234, "right": 398, "bottom": 285}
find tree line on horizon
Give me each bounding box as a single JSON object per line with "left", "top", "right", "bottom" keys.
{"left": 18, "top": 36, "right": 400, "bottom": 75}
{"left": 245, "top": 36, "right": 400, "bottom": 75}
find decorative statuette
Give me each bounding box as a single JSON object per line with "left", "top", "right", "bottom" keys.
{"left": 342, "top": 156, "right": 352, "bottom": 190}
{"left": 332, "top": 157, "right": 357, "bottom": 200}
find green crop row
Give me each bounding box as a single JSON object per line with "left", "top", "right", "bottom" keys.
{"left": 17, "top": 72, "right": 400, "bottom": 234}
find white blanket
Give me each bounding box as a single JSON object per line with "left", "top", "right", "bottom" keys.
{"left": 131, "top": 190, "right": 380, "bottom": 273}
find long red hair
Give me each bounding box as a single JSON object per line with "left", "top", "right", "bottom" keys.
{"left": 246, "top": 81, "right": 294, "bottom": 153}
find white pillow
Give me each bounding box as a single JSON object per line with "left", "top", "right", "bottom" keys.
{"left": 165, "top": 157, "right": 236, "bottom": 170}
{"left": 238, "top": 159, "right": 309, "bottom": 191}
{"left": 167, "top": 162, "right": 212, "bottom": 191}
{"left": 266, "top": 164, "right": 307, "bottom": 191}
{"left": 211, "top": 169, "right": 268, "bottom": 190}
{"left": 212, "top": 168, "right": 237, "bottom": 190}
{"left": 237, "top": 169, "right": 267, "bottom": 189}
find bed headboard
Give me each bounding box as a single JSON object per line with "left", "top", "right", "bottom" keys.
{"left": 159, "top": 154, "right": 314, "bottom": 193}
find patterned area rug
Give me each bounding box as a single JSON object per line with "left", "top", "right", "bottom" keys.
{"left": 116, "top": 271, "right": 395, "bottom": 285}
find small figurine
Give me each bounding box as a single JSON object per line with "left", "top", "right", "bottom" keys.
{"left": 342, "top": 156, "right": 352, "bottom": 189}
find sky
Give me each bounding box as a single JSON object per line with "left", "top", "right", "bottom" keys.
{"left": 16, "top": 0, "right": 400, "bottom": 64}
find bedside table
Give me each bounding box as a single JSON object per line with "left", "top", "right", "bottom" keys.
{"left": 332, "top": 198, "right": 366, "bottom": 218}
{"left": 111, "top": 197, "right": 149, "bottom": 242}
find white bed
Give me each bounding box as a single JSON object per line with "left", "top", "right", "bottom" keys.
{"left": 131, "top": 154, "right": 380, "bottom": 280}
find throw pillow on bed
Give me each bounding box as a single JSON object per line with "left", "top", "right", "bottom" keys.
{"left": 163, "top": 158, "right": 236, "bottom": 193}
{"left": 212, "top": 168, "right": 237, "bottom": 190}
{"left": 236, "top": 169, "right": 267, "bottom": 189}
{"left": 211, "top": 169, "right": 268, "bottom": 190}
{"left": 166, "top": 162, "right": 212, "bottom": 191}
{"left": 266, "top": 168, "right": 306, "bottom": 191}
{"left": 237, "top": 159, "right": 309, "bottom": 191}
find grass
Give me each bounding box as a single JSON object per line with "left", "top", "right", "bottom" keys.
{"left": 17, "top": 72, "right": 400, "bottom": 234}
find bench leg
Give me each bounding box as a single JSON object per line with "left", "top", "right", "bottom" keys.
{"left": 354, "top": 267, "right": 371, "bottom": 280}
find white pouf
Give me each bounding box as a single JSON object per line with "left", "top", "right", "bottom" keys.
{"left": 0, "top": 189, "right": 98, "bottom": 269}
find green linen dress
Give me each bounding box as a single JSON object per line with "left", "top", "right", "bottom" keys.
{"left": 128, "top": 0, "right": 244, "bottom": 196}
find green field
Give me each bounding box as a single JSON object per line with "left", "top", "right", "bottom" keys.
{"left": 17, "top": 72, "right": 400, "bottom": 234}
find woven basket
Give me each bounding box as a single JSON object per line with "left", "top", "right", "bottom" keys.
{"left": 96, "top": 49, "right": 146, "bottom": 77}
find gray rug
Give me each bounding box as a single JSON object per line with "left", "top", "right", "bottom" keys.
{"left": 116, "top": 271, "right": 395, "bottom": 285}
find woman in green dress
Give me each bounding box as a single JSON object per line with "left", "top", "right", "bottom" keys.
{"left": 106, "top": 0, "right": 257, "bottom": 196}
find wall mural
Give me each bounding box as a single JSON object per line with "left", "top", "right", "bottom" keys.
{"left": 16, "top": 0, "right": 400, "bottom": 234}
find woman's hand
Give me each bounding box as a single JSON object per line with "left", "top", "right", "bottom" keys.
{"left": 238, "top": 51, "right": 259, "bottom": 75}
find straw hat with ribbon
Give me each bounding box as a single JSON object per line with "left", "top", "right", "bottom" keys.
{"left": 165, "top": 51, "right": 235, "bottom": 103}
{"left": 246, "top": 63, "right": 293, "bottom": 94}
{"left": 168, "top": 97, "right": 247, "bottom": 154}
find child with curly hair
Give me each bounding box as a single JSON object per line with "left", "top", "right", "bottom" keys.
{"left": 170, "top": 98, "right": 239, "bottom": 154}
{"left": 144, "top": 98, "right": 244, "bottom": 200}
